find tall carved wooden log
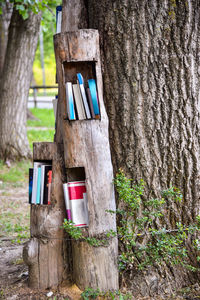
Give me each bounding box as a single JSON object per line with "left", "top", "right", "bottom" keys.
{"left": 54, "top": 29, "right": 119, "bottom": 290}
{"left": 23, "top": 142, "right": 69, "bottom": 289}
{"left": 24, "top": 25, "right": 118, "bottom": 292}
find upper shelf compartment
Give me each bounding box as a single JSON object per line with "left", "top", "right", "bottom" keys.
{"left": 54, "top": 29, "right": 108, "bottom": 127}
{"left": 54, "top": 29, "right": 106, "bottom": 122}
{"left": 63, "top": 61, "right": 96, "bottom": 83}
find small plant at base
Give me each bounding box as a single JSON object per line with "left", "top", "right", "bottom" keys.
{"left": 62, "top": 220, "right": 112, "bottom": 247}
{"left": 81, "top": 287, "right": 132, "bottom": 300}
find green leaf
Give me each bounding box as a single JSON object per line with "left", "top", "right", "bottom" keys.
{"left": 16, "top": 4, "right": 25, "bottom": 11}
{"left": 21, "top": 10, "right": 29, "bottom": 19}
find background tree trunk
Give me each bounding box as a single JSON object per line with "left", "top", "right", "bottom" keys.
{"left": 87, "top": 0, "right": 200, "bottom": 296}
{"left": 0, "top": 8, "right": 42, "bottom": 160}
{"left": 0, "top": 1, "right": 13, "bottom": 76}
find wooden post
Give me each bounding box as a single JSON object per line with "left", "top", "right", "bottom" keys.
{"left": 23, "top": 142, "right": 70, "bottom": 289}
{"left": 54, "top": 29, "right": 119, "bottom": 291}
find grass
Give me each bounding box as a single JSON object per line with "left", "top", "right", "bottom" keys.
{"left": 0, "top": 108, "right": 55, "bottom": 244}
{"left": 27, "top": 108, "right": 55, "bottom": 150}
{"left": 27, "top": 129, "right": 55, "bottom": 151}
{"left": 0, "top": 160, "right": 31, "bottom": 185}
{"left": 0, "top": 160, "right": 30, "bottom": 244}
{"left": 27, "top": 108, "right": 55, "bottom": 128}
{"left": 0, "top": 160, "right": 31, "bottom": 243}
{"left": 0, "top": 204, "right": 30, "bottom": 243}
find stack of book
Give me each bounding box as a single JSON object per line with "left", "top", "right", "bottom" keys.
{"left": 66, "top": 73, "right": 100, "bottom": 121}
{"left": 63, "top": 181, "right": 89, "bottom": 227}
{"left": 29, "top": 162, "right": 52, "bottom": 205}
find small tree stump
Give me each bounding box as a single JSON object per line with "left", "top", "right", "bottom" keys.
{"left": 23, "top": 142, "right": 70, "bottom": 289}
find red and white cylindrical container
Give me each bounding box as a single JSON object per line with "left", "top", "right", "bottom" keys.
{"left": 66, "top": 181, "right": 89, "bottom": 227}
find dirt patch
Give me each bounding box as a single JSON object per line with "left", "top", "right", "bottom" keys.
{"left": 0, "top": 183, "right": 68, "bottom": 299}
{"left": 0, "top": 240, "right": 74, "bottom": 299}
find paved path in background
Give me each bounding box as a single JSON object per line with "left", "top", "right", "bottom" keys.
{"left": 28, "top": 96, "right": 54, "bottom": 109}
{"left": 27, "top": 127, "right": 55, "bottom": 131}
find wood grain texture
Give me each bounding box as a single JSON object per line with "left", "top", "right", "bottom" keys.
{"left": 23, "top": 142, "right": 69, "bottom": 289}
{"left": 54, "top": 30, "right": 118, "bottom": 290}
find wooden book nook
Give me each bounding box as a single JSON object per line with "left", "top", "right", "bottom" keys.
{"left": 23, "top": 5, "right": 119, "bottom": 292}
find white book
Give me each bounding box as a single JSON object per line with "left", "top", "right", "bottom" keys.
{"left": 79, "top": 84, "right": 91, "bottom": 119}
{"left": 72, "top": 84, "right": 86, "bottom": 120}
{"left": 56, "top": 11, "right": 62, "bottom": 34}
{"left": 31, "top": 162, "right": 41, "bottom": 204}
{"left": 66, "top": 82, "right": 76, "bottom": 120}
{"left": 77, "top": 73, "right": 91, "bottom": 119}
{"left": 31, "top": 162, "right": 49, "bottom": 204}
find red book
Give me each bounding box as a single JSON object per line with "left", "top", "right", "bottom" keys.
{"left": 47, "top": 170, "right": 52, "bottom": 205}
{"left": 43, "top": 166, "right": 52, "bottom": 205}
{"left": 67, "top": 181, "right": 89, "bottom": 227}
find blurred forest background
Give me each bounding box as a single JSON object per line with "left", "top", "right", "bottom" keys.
{"left": 0, "top": 4, "right": 59, "bottom": 247}
{"left": 32, "top": 7, "right": 57, "bottom": 88}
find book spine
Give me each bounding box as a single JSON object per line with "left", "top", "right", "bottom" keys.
{"left": 36, "top": 167, "right": 41, "bottom": 204}
{"left": 29, "top": 168, "right": 33, "bottom": 204}
{"left": 56, "top": 6, "right": 62, "bottom": 34}
{"left": 88, "top": 79, "right": 100, "bottom": 116}
{"left": 43, "top": 166, "right": 52, "bottom": 205}
{"left": 40, "top": 166, "right": 45, "bottom": 205}
{"left": 63, "top": 183, "right": 72, "bottom": 221}
{"left": 47, "top": 170, "right": 52, "bottom": 205}
{"left": 77, "top": 73, "right": 91, "bottom": 119}
{"left": 31, "top": 163, "right": 39, "bottom": 204}
{"left": 86, "top": 88, "right": 95, "bottom": 119}
{"left": 72, "top": 84, "right": 86, "bottom": 120}
{"left": 66, "top": 82, "right": 76, "bottom": 120}
{"left": 79, "top": 84, "right": 91, "bottom": 119}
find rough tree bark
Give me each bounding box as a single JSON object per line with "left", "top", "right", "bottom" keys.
{"left": 86, "top": 0, "right": 200, "bottom": 297}
{"left": 0, "top": 8, "right": 41, "bottom": 160}
{"left": 0, "top": 1, "right": 13, "bottom": 75}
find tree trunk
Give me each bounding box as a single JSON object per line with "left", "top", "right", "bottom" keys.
{"left": 87, "top": 0, "right": 200, "bottom": 296}
{"left": 0, "top": 1, "right": 13, "bottom": 76}
{"left": 0, "top": 8, "right": 42, "bottom": 160}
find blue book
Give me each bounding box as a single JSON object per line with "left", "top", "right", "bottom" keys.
{"left": 65, "top": 82, "right": 76, "bottom": 120}
{"left": 88, "top": 79, "right": 100, "bottom": 116}
{"left": 36, "top": 167, "right": 41, "bottom": 204}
